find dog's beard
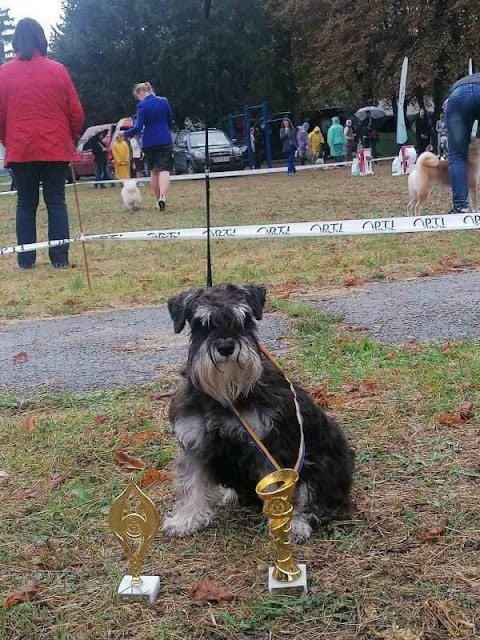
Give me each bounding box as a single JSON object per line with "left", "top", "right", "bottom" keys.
{"left": 190, "top": 338, "right": 263, "bottom": 405}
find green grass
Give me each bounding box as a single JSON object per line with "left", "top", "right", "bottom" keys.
{"left": 1, "top": 167, "right": 479, "bottom": 638}
{"left": 1, "top": 300, "right": 479, "bottom": 638}
{"left": 1, "top": 164, "right": 479, "bottom": 321}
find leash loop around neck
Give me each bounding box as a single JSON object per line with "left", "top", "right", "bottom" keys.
{"left": 229, "top": 342, "right": 306, "bottom": 474}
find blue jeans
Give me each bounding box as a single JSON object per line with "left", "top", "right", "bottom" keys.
{"left": 446, "top": 83, "right": 480, "bottom": 210}
{"left": 10, "top": 162, "right": 70, "bottom": 268}
{"left": 286, "top": 145, "right": 297, "bottom": 174}
{"left": 94, "top": 159, "right": 112, "bottom": 187}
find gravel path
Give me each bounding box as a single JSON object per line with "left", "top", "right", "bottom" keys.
{"left": 1, "top": 271, "right": 479, "bottom": 400}
{"left": 0, "top": 308, "right": 288, "bottom": 399}
{"left": 295, "top": 271, "right": 480, "bottom": 345}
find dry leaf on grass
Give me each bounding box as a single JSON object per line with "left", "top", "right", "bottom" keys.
{"left": 341, "top": 380, "right": 378, "bottom": 397}
{"left": 12, "top": 351, "right": 27, "bottom": 365}
{"left": 64, "top": 298, "right": 77, "bottom": 306}
{"left": 310, "top": 385, "right": 343, "bottom": 408}
{"left": 114, "top": 448, "right": 146, "bottom": 471}
{"left": 150, "top": 388, "right": 176, "bottom": 400}
{"left": 343, "top": 276, "right": 364, "bottom": 287}
{"left": 417, "top": 517, "right": 447, "bottom": 542}
{"left": 51, "top": 474, "right": 68, "bottom": 488}
{"left": 459, "top": 400, "right": 474, "bottom": 420}
{"left": 442, "top": 343, "right": 453, "bottom": 356}
{"left": 140, "top": 469, "right": 172, "bottom": 488}
{"left": 0, "top": 469, "right": 10, "bottom": 485}
{"left": 437, "top": 401, "right": 473, "bottom": 426}
{"left": 22, "top": 415, "right": 37, "bottom": 434}
{"left": 5, "top": 580, "right": 39, "bottom": 609}
{"left": 7, "top": 299, "right": 19, "bottom": 306}
{"left": 120, "top": 430, "right": 158, "bottom": 445}
{"left": 191, "top": 577, "right": 235, "bottom": 603}
{"left": 94, "top": 414, "right": 109, "bottom": 425}
{"left": 269, "top": 280, "right": 298, "bottom": 299}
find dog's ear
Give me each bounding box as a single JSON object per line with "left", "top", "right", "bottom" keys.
{"left": 241, "top": 285, "right": 266, "bottom": 320}
{"left": 168, "top": 290, "right": 197, "bottom": 333}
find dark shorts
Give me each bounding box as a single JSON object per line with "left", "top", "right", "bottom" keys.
{"left": 143, "top": 145, "right": 173, "bottom": 172}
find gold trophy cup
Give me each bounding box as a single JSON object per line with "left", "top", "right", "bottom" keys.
{"left": 109, "top": 479, "right": 161, "bottom": 603}
{"left": 256, "top": 468, "right": 307, "bottom": 594}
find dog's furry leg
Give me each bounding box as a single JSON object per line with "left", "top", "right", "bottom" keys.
{"left": 162, "top": 452, "right": 219, "bottom": 537}
{"left": 290, "top": 483, "right": 313, "bottom": 543}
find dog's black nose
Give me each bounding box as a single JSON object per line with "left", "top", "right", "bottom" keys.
{"left": 216, "top": 338, "right": 235, "bottom": 357}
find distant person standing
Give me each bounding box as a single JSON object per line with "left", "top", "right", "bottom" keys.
{"left": 296, "top": 122, "right": 310, "bottom": 166}
{"left": 344, "top": 119, "right": 356, "bottom": 161}
{"left": 327, "top": 117, "right": 346, "bottom": 163}
{"left": 308, "top": 126, "right": 324, "bottom": 163}
{"left": 279, "top": 118, "right": 298, "bottom": 175}
{"left": 91, "top": 131, "right": 111, "bottom": 188}
{"left": 111, "top": 132, "right": 131, "bottom": 180}
{"left": 436, "top": 112, "right": 448, "bottom": 158}
{"left": 415, "top": 108, "right": 431, "bottom": 154}
{"left": 130, "top": 134, "right": 144, "bottom": 178}
{"left": 0, "top": 18, "right": 84, "bottom": 269}
{"left": 124, "top": 82, "right": 173, "bottom": 211}
{"left": 445, "top": 73, "right": 480, "bottom": 213}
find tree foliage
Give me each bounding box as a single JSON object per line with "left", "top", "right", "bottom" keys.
{"left": 0, "top": 7, "right": 14, "bottom": 64}
{"left": 271, "top": 0, "right": 480, "bottom": 115}
{"left": 51, "top": 0, "right": 295, "bottom": 127}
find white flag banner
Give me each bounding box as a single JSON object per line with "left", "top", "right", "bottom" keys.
{"left": 396, "top": 57, "right": 408, "bottom": 145}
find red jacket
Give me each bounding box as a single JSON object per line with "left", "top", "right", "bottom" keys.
{"left": 0, "top": 52, "right": 84, "bottom": 166}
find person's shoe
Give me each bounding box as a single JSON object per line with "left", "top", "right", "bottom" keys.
{"left": 158, "top": 199, "right": 166, "bottom": 212}
{"left": 448, "top": 206, "right": 471, "bottom": 214}
{"left": 51, "top": 263, "right": 69, "bottom": 269}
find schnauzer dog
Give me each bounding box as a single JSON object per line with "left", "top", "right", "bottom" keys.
{"left": 162, "top": 284, "right": 355, "bottom": 542}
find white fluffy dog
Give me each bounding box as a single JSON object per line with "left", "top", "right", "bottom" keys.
{"left": 121, "top": 179, "right": 142, "bottom": 212}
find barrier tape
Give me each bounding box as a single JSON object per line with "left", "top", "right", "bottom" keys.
{"left": 0, "top": 155, "right": 396, "bottom": 196}
{"left": 1, "top": 212, "right": 479, "bottom": 257}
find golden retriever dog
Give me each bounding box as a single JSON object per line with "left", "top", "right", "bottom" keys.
{"left": 407, "top": 137, "right": 480, "bottom": 215}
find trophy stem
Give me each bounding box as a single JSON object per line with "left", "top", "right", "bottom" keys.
{"left": 256, "top": 469, "right": 301, "bottom": 583}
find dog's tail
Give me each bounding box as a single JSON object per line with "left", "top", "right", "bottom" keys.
{"left": 415, "top": 151, "right": 440, "bottom": 169}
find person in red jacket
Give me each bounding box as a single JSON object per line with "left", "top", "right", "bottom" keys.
{"left": 0, "top": 18, "right": 84, "bottom": 269}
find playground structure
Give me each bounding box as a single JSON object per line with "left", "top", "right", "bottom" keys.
{"left": 228, "top": 102, "right": 291, "bottom": 169}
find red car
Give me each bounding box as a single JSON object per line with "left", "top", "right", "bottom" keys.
{"left": 71, "top": 123, "right": 115, "bottom": 179}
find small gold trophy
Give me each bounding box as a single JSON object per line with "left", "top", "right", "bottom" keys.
{"left": 256, "top": 469, "right": 307, "bottom": 594}
{"left": 109, "top": 479, "right": 161, "bottom": 603}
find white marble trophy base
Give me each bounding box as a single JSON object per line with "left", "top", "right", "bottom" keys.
{"left": 117, "top": 575, "right": 160, "bottom": 604}
{"left": 268, "top": 564, "right": 307, "bottom": 595}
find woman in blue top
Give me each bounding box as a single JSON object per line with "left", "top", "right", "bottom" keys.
{"left": 124, "top": 82, "right": 173, "bottom": 211}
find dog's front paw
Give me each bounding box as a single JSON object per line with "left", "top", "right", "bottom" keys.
{"left": 290, "top": 516, "right": 312, "bottom": 543}
{"left": 162, "top": 512, "right": 212, "bottom": 537}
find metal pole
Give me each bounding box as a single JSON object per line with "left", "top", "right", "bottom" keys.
{"left": 263, "top": 101, "right": 272, "bottom": 168}
{"left": 204, "top": 0, "right": 212, "bottom": 287}
{"left": 244, "top": 105, "right": 254, "bottom": 169}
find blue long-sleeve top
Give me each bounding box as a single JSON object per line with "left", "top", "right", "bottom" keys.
{"left": 124, "top": 94, "right": 173, "bottom": 148}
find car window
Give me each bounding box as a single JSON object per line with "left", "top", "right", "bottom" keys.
{"left": 189, "top": 131, "right": 229, "bottom": 148}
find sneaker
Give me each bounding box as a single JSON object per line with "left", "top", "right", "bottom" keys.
{"left": 158, "top": 199, "right": 166, "bottom": 212}
{"left": 52, "top": 263, "right": 69, "bottom": 269}
{"left": 448, "top": 206, "right": 470, "bottom": 214}
{"left": 15, "top": 264, "right": 35, "bottom": 270}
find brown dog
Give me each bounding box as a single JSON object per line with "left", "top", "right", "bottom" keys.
{"left": 407, "top": 138, "right": 480, "bottom": 214}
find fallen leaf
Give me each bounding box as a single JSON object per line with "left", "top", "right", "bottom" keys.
{"left": 459, "top": 400, "right": 474, "bottom": 420}
{"left": 0, "top": 470, "right": 9, "bottom": 485}
{"left": 418, "top": 270, "right": 432, "bottom": 278}
{"left": 359, "top": 379, "right": 377, "bottom": 396}
{"left": 140, "top": 469, "right": 172, "bottom": 487}
{"left": 6, "top": 299, "right": 19, "bottom": 306}
{"left": 94, "top": 414, "right": 109, "bottom": 425}
{"left": 343, "top": 276, "right": 364, "bottom": 287}
{"left": 436, "top": 413, "right": 465, "bottom": 425}
{"left": 22, "top": 415, "right": 37, "bottom": 434}
{"left": 269, "top": 280, "right": 298, "bottom": 299}
{"left": 417, "top": 517, "right": 447, "bottom": 542}
{"left": 114, "top": 448, "right": 146, "bottom": 471}
{"left": 52, "top": 474, "right": 68, "bottom": 488}
{"left": 310, "top": 385, "right": 330, "bottom": 406}
{"left": 341, "top": 382, "right": 360, "bottom": 394}
{"left": 12, "top": 351, "right": 27, "bottom": 365}
{"left": 5, "top": 580, "right": 39, "bottom": 609}
{"left": 120, "top": 430, "right": 158, "bottom": 445}
{"left": 136, "top": 410, "right": 153, "bottom": 420}
{"left": 150, "top": 388, "right": 176, "bottom": 400}
{"left": 64, "top": 298, "right": 77, "bottom": 306}
{"left": 191, "top": 577, "right": 235, "bottom": 603}
{"left": 442, "top": 343, "right": 453, "bottom": 356}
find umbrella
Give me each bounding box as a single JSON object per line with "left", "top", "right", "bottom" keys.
{"left": 355, "top": 106, "right": 385, "bottom": 120}
{"left": 82, "top": 128, "right": 109, "bottom": 151}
